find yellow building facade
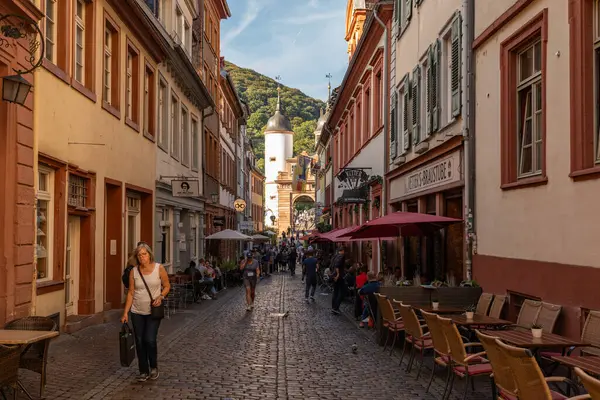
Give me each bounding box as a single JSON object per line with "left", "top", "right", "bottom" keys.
{"left": 33, "top": 0, "right": 164, "bottom": 329}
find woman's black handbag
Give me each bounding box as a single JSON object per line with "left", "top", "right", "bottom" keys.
{"left": 119, "top": 323, "right": 136, "bottom": 367}
{"left": 138, "top": 266, "right": 165, "bottom": 319}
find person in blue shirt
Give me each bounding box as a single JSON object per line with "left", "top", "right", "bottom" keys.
{"left": 302, "top": 250, "right": 319, "bottom": 302}
{"left": 358, "top": 272, "right": 380, "bottom": 328}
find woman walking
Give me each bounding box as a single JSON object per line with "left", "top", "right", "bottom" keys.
{"left": 240, "top": 253, "right": 260, "bottom": 311}
{"left": 121, "top": 243, "right": 170, "bottom": 382}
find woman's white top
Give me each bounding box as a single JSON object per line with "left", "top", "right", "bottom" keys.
{"left": 131, "top": 263, "right": 162, "bottom": 315}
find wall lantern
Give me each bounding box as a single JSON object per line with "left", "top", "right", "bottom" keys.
{"left": 2, "top": 74, "right": 31, "bottom": 105}
{"left": 270, "top": 215, "right": 276, "bottom": 224}
{"left": 211, "top": 193, "right": 218, "bottom": 204}
{"left": 0, "top": 13, "right": 45, "bottom": 105}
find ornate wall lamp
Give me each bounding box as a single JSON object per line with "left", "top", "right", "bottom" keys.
{"left": 0, "top": 13, "right": 45, "bottom": 105}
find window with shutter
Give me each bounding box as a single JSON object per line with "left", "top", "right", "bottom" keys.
{"left": 402, "top": 77, "right": 410, "bottom": 151}
{"left": 412, "top": 66, "right": 420, "bottom": 145}
{"left": 451, "top": 14, "right": 462, "bottom": 118}
{"left": 405, "top": 0, "right": 412, "bottom": 24}
{"left": 426, "top": 45, "right": 433, "bottom": 135}
{"left": 390, "top": 92, "right": 397, "bottom": 160}
{"left": 395, "top": 0, "right": 403, "bottom": 26}
{"left": 432, "top": 39, "right": 440, "bottom": 132}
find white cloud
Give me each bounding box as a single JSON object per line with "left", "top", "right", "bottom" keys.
{"left": 222, "top": 0, "right": 266, "bottom": 47}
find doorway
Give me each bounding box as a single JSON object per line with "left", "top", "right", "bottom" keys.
{"left": 65, "top": 216, "right": 80, "bottom": 316}
{"left": 105, "top": 181, "right": 123, "bottom": 309}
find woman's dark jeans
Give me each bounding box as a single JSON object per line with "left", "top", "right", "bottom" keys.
{"left": 130, "top": 312, "right": 161, "bottom": 374}
{"left": 332, "top": 283, "right": 345, "bottom": 311}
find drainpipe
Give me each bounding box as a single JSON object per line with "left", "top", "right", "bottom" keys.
{"left": 31, "top": 72, "right": 40, "bottom": 316}
{"left": 462, "top": 0, "right": 475, "bottom": 280}
{"left": 371, "top": 4, "right": 390, "bottom": 217}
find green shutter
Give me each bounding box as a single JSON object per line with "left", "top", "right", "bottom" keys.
{"left": 390, "top": 92, "right": 397, "bottom": 160}
{"left": 396, "top": 0, "right": 402, "bottom": 25}
{"left": 412, "top": 66, "right": 420, "bottom": 145}
{"left": 402, "top": 76, "right": 410, "bottom": 151}
{"left": 405, "top": 0, "right": 412, "bottom": 23}
{"left": 451, "top": 13, "right": 462, "bottom": 118}
{"left": 432, "top": 39, "right": 440, "bottom": 132}
{"left": 426, "top": 45, "right": 433, "bottom": 135}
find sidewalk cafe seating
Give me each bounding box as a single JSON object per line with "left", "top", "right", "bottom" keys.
{"left": 536, "top": 302, "right": 563, "bottom": 334}
{"left": 374, "top": 294, "right": 404, "bottom": 355}
{"left": 475, "top": 330, "right": 518, "bottom": 399}
{"left": 574, "top": 367, "right": 599, "bottom": 398}
{"left": 488, "top": 295, "right": 507, "bottom": 319}
{"left": 495, "top": 339, "right": 584, "bottom": 399}
{"left": 420, "top": 310, "right": 451, "bottom": 396}
{"left": 542, "top": 311, "right": 600, "bottom": 374}
{"left": 475, "top": 293, "right": 494, "bottom": 316}
{"left": 0, "top": 344, "right": 21, "bottom": 400}
{"left": 4, "top": 316, "right": 57, "bottom": 399}
{"left": 396, "top": 302, "right": 432, "bottom": 377}
{"left": 516, "top": 299, "right": 543, "bottom": 329}
{"left": 438, "top": 315, "right": 492, "bottom": 400}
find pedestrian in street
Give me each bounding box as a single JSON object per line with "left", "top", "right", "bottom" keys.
{"left": 330, "top": 246, "right": 346, "bottom": 315}
{"left": 357, "top": 272, "right": 381, "bottom": 328}
{"left": 288, "top": 246, "right": 297, "bottom": 276}
{"left": 240, "top": 253, "right": 260, "bottom": 311}
{"left": 303, "top": 250, "right": 318, "bottom": 302}
{"left": 121, "top": 243, "right": 171, "bottom": 382}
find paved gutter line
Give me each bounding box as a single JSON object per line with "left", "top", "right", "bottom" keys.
{"left": 276, "top": 274, "right": 289, "bottom": 400}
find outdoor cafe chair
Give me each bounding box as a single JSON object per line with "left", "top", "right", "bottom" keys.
{"left": 438, "top": 315, "right": 492, "bottom": 400}
{"left": 396, "top": 302, "right": 432, "bottom": 377}
{"left": 495, "top": 339, "right": 584, "bottom": 400}
{"left": 374, "top": 294, "right": 404, "bottom": 355}
{"left": 574, "top": 367, "right": 598, "bottom": 399}
{"left": 516, "top": 299, "right": 542, "bottom": 329}
{"left": 475, "top": 293, "right": 494, "bottom": 316}
{"left": 420, "top": 310, "right": 451, "bottom": 396}
{"left": 4, "top": 316, "right": 57, "bottom": 399}
{"left": 536, "top": 302, "right": 562, "bottom": 334}
{"left": 0, "top": 344, "right": 21, "bottom": 400}
{"left": 488, "top": 295, "right": 507, "bottom": 319}
{"left": 475, "top": 330, "right": 518, "bottom": 400}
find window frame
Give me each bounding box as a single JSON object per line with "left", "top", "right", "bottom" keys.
{"left": 181, "top": 106, "right": 190, "bottom": 167}
{"left": 398, "top": 73, "right": 411, "bottom": 154}
{"left": 143, "top": 61, "right": 156, "bottom": 141}
{"left": 500, "top": 9, "right": 548, "bottom": 190}
{"left": 103, "top": 13, "right": 121, "bottom": 119}
{"left": 36, "top": 166, "right": 55, "bottom": 282}
{"left": 157, "top": 75, "right": 169, "bottom": 151}
{"left": 70, "top": 0, "right": 96, "bottom": 100}
{"left": 439, "top": 13, "right": 461, "bottom": 127}
{"left": 125, "top": 39, "right": 141, "bottom": 131}
{"left": 191, "top": 116, "right": 199, "bottom": 171}
{"left": 170, "top": 93, "right": 180, "bottom": 160}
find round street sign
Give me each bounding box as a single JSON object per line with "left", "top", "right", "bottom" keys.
{"left": 233, "top": 198, "right": 246, "bottom": 212}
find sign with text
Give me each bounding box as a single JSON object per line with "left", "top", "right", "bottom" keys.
{"left": 389, "top": 150, "right": 462, "bottom": 200}
{"left": 336, "top": 167, "right": 371, "bottom": 204}
{"left": 172, "top": 179, "right": 200, "bottom": 197}
{"left": 233, "top": 198, "right": 246, "bottom": 212}
{"left": 239, "top": 221, "right": 254, "bottom": 231}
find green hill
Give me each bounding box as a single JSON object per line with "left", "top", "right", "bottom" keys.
{"left": 224, "top": 61, "right": 326, "bottom": 172}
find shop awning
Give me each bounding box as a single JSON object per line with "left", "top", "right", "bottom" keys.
{"left": 339, "top": 212, "right": 462, "bottom": 240}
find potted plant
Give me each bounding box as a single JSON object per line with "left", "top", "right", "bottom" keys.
{"left": 431, "top": 295, "right": 440, "bottom": 310}
{"left": 531, "top": 323, "right": 543, "bottom": 338}
{"left": 465, "top": 304, "right": 476, "bottom": 320}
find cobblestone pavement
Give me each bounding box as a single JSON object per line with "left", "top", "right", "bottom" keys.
{"left": 14, "top": 274, "right": 493, "bottom": 400}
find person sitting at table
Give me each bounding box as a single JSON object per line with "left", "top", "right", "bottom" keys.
{"left": 358, "top": 272, "right": 381, "bottom": 328}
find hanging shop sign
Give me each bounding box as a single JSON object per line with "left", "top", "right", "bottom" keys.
{"left": 172, "top": 179, "right": 200, "bottom": 197}
{"left": 233, "top": 198, "right": 246, "bottom": 212}
{"left": 336, "top": 168, "right": 372, "bottom": 204}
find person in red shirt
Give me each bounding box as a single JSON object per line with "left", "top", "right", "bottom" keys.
{"left": 354, "top": 263, "right": 368, "bottom": 319}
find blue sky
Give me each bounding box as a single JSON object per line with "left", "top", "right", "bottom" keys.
{"left": 221, "top": 0, "right": 349, "bottom": 101}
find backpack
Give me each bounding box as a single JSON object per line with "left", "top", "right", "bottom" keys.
{"left": 122, "top": 265, "right": 133, "bottom": 288}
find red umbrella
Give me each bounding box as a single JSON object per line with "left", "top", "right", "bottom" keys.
{"left": 340, "top": 211, "right": 462, "bottom": 240}
{"left": 321, "top": 226, "right": 358, "bottom": 242}
{"left": 299, "top": 231, "right": 320, "bottom": 241}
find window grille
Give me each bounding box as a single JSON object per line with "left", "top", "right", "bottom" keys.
{"left": 68, "top": 174, "right": 87, "bottom": 208}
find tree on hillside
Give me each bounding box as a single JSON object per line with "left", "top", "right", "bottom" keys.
{"left": 225, "top": 61, "right": 325, "bottom": 171}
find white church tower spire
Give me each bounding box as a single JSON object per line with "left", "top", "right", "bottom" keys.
{"left": 264, "top": 82, "right": 294, "bottom": 229}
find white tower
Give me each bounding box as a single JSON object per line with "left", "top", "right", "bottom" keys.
{"left": 264, "top": 87, "right": 294, "bottom": 229}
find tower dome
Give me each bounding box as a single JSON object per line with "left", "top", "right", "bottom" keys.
{"left": 266, "top": 87, "right": 293, "bottom": 132}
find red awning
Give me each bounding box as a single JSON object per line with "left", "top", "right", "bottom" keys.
{"left": 339, "top": 211, "right": 462, "bottom": 240}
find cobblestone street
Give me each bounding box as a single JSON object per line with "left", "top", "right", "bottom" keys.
{"left": 16, "top": 275, "right": 491, "bottom": 400}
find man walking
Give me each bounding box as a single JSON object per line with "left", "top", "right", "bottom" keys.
{"left": 330, "top": 247, "right": 346, "bottom": 315}
{"left": 288, "top": 246, "right": 297, "bottom": 276}
{"left": 302, "top": 249, "right": 318, "bottom": 302}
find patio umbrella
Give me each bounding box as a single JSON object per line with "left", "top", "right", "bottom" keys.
{"left": 205, "top": 229, "right": 251, "bottom": 240}
{"left": 250, "top": 234, "right": 270, "bottom": 241}
{"left": 340, "top": 211, "right": 462, "bottom": 240}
